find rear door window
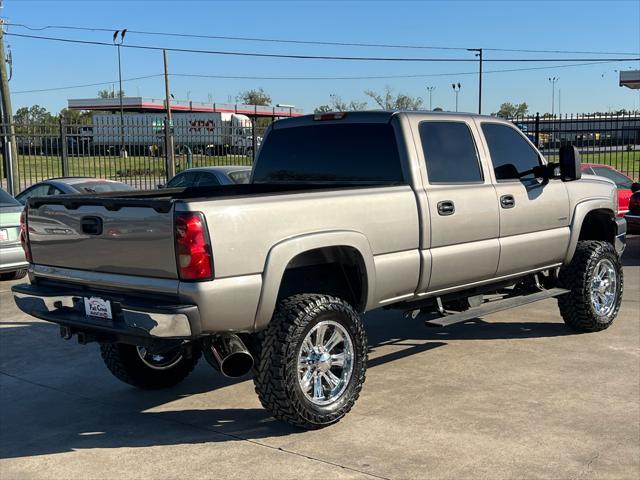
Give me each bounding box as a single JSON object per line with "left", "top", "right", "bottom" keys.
{"left": 482, "top": 123, "right": 541, "bottom": 181}
{"left": 253, "top": 123, "right": 404, "bottom": 184}
{"left": 419, "top": 121, "right": 483, "bottom": 184}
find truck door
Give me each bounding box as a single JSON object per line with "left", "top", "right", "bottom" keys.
{"left": 477, "top": 121, "right": 570, "bottom": 276}
{"left": 416, "top": 119, "right": 500, "bottom": 292}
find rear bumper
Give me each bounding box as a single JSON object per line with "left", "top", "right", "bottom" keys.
{"left": 615, "top": 216, "right": 627, "bottom": 255}
{"left": 12, "top": 282, "right": 199, "bottom": 340}
{"left": 0, "top": 244, "right": 28, "bottom": 273}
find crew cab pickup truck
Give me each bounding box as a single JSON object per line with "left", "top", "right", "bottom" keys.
{"left": 13, "top": 111, "right": 626, "bottom": 429}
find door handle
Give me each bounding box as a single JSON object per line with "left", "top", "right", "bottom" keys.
{"left": 437, "top": 200, "right": 455, "bottom": 216}
{"left": 500, "top": 194, "right": 515, "bottom": 209}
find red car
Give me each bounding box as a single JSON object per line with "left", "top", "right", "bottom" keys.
{"left": 581, "top": 163, "right": 639, "bottom": 216}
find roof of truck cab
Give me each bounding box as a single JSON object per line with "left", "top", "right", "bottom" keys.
{"left": 272, "top": 110, "right": 503, "bottom": 128}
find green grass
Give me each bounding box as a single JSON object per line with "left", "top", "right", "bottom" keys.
{"left": 544, "top": 150, "right": 640, "bottom": 179}
{"left": 2, "top": 149, "right": 639, "bottom": 186}
{"left": 5, "top": 153, "right": 253, "bottom": 184}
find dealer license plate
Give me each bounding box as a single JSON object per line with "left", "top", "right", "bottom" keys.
{"left": 84, "top": 297, "right": 113, "bottom": 320}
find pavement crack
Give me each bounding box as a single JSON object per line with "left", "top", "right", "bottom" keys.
{"left": 0, "top": 370, "right": 389, "bottom": 480}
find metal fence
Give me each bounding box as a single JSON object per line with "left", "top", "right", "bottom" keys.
{"left": 1, "top": 112, "right": 639, "bottom": 194}
{"left": 0, "top": 115, "right": 268, "bottom": 192}
{"left": 510, "top": 112, "right": 640, "bottom": 179}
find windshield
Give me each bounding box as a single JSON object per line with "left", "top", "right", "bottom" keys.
{"left": 0, "top": 188, "right": 21, "bottom": 207}
{"left": 73, "top": 181, "right": 135, "bottom": 193}
{"left": 253, "top": 123, "right": 404, "bottom": 184}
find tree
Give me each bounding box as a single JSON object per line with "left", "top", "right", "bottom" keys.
{"left": 97, "top": 88, "right": 124, "bottom": 99}
{"left": 13, "top": 105, "right": 55, "bottom": 124}
{"left": 59, "top": 108, "right": 92, "bottom": 124}
{"left": 236, "top": 88, "right": 271, "bottom": 106}
{"left": 314, "top": 94, "right": 368, "bottom": 113}
{"left": 494, "top": 102, "right": 529, "bottom": 118}
{"left": 364, "top": 86, "right": 423, "bottom": 110}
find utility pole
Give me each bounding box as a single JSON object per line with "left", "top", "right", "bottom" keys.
{"left": 468, "top": 48, "right": 483, "bottom": 114}
{"left": 452, "top": 83, "right": 461, "bottom": 112}
{"left": 0, "top": 21, "right": 17, "bottom": 194}
{"left": 163, "top": 49, "right": 175, "bottom": 180}
{"left": 426, "top": 86, "right": 435, "bottom": 110}
{"left": 113, "top": 30, "right": 127, "bottom": 157}
{"left": 548, "top": 77, "right": 559, "bottom": 117}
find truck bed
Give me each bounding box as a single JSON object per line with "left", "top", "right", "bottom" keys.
{"left": 26, "top": 182, "right": 402, "bottom": 279}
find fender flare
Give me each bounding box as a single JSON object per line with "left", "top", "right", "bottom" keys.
{"left": 564, "top": 198, "right": 616, "bottom": 265}
{"left": 253, "top": 230, "right": 376, "bottom": 330}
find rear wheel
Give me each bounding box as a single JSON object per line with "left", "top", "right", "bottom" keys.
{"left": 253, "top": 294, "right": 367, "bottom": 429}
{"left": 558, "top": 240, "right": 623, "bottom": 332}
{"left": 100, "top": 342, "right": 201, "bottom": 389}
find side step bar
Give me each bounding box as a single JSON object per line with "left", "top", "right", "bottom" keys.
{"left": 424, "top": 287, "right": 570, "bottom": 328}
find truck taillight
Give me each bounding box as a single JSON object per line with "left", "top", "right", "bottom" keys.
{"left": 19, "top": 208, "right": 32, "bottom": 263}
{"left": 174, "top": 212, "right": 213, "bottom": 281}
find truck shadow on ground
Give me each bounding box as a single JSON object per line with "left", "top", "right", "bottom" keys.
{"left": 1, "top": 237, "right": 637, "bottom": 459}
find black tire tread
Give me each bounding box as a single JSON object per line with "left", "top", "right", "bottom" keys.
{"left": 558, "top": 240, "right": 623, "bottom": 332}
{"left": 253, "top": 294, "right": 367, "bottom": 429}
{"left": 100, "top": 343, "right": 201, "bottom": 390}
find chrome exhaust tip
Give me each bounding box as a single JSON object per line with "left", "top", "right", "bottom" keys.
{"left": 203, "top": 333, "right": 254, "bottom": 378}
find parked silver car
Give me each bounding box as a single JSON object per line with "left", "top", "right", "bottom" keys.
{"left": 159, "top": 166, "right": 252, "bottom": 188}
{"left": 0, "top": 188, "right": 28, "bottom": 280}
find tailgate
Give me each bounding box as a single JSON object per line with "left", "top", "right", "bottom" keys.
{"left": 28, "top": 200, "right": 177, "bottom": 279}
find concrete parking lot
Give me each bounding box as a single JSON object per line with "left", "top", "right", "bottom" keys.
{"left": 1, "top": 237, "right": 638, "bottom": 480}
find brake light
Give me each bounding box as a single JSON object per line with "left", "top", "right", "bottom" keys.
{"left": 313, "top": 112, "right": 346, "bottom": 121}
{"left": 19, "top": 208, "right": 32, "bottom": 263}
{"left": 174, "top": 212, "right": 213, "bottom": 281}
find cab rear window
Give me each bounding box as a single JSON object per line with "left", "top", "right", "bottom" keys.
{"left": 253, "top": 123, "right": 404, "bottom": 184}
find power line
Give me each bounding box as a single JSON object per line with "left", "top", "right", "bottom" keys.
{"left": 5, "top": 32, "right": 640, "bottom": 63}
{"left": 4, "top": 21, "right": 640, "bottom": 56}
{"left": 11, "top": 60, "right": 629, "bottom": 94}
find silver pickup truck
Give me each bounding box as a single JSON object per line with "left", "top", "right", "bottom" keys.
{"left": 13, "top": 111, "right": 626, "bottom": 429}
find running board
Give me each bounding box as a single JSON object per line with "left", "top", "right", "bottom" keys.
{"left": 424, "top": 287, "right": 570, "bottom": 328}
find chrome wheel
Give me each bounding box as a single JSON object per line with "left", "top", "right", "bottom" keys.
{"left": 590, "top": 258, "right": 617, "bottom": 316}
{"left": 136, "top": 346, "right": 183, "bottom": 370}
{"left": 297, "top": 320, "right": 354, "bottom": 406}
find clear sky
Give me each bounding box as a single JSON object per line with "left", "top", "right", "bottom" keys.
{"left": 2, "top": 0, "right": 640, "bottom": 115}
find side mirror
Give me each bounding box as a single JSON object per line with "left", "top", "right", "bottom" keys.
{"left": 558, "top": 145, "right": 582, "bottom": 182}
{"left": 631, "top": 182, "right": 640, "bottom": 193}
{"left": 157, "top": 183, "right": 165, "bottom": 189}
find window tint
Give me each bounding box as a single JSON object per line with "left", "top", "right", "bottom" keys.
{"left": 16, "top": 184, "right": 51, "bottom": 203}
{"left": 419, "top": 121, "right": 482, "bottom": 183}
{"left": 195, "top": 173, "right": 220, "bottom": 187}
{"left": 49, "top": 186, "right": 64, "bottom": 195}
{"left": 253, "top": 123, "right": 404, "bottom": 184}
{"left": 590, "top": 167, "right": 633, "bottom": 189}
{"left": 482, "top": 123, "right": 541, "bottom": 181}
{"left": 0, "top": 188, "right": 20, "bottom": 206}
{"left": 167, "top": 171, "right": 197, "bottom": 188}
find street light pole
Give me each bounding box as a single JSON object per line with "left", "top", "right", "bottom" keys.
{"left": 452, "top": 83, "right": 461, "bottom": 112}
{"left": 468, "top": 48, "right": 483, "bottom": 114}
{"left": 548, "top": 76, "right": 559, "bottom": 117}
{"left": 426, "top": 86, "right": 435, "bottom": 110}
{"left": 113, "top": 29, "right": 127, "bottom": 157}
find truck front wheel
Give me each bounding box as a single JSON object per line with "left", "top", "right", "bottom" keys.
{"left": 100, "top": 342, "right": 201, "bottom": 389}
{"left": 558, "top": 240, "right": 623, "bottom": 332}
{"left": 253, "top": 294, "right": 368, "bottom": 429}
